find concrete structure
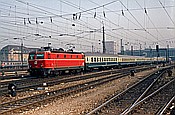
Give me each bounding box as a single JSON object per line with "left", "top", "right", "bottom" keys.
{"left": 105, "top": 41, "right": 117, "bottom": 54}
{"left": 0, "top": 45, "right": 38, "bottom": 62}
{"left": 123, "top": 47, "right": 175, "bottom": 61}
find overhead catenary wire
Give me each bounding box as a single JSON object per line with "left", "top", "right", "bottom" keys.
{"left": 159, "top": 0, "right": 175, "bottom": 26}
{"left": 87, "top": 0, "right": 156, "bottom": 45}
{"left": 0, "top": 0, "right": 174, "bottom": 50}
{"left": 135, "top": 0, "right": 164, "bottom": 45}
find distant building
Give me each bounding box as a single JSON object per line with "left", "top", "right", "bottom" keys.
{"left": 105, "top": 41, "right": 117, "bottom": 54}
{"left": 123, "top": 47, "right": 175, "bottom": 61}
{"left": 0, "top": 45, "right": 38, "bottom": 62}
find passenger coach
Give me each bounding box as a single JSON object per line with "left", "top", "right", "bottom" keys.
{"left": 85, "top": 53, "right": 118, "bottom": 70}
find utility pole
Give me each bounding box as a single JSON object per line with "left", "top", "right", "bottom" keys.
{"left": 102, "top": 23, "right": 106, "bottom": 54}
{"left": 156, "top": 45, "right": 159, "bottom": 65}
{"left": 21, "top": 40, "right": 23, "bottom": 70}
{"left": 139, "top": 43, "right": 142, "bottom": 56}
{"left": 131, "top": 46, "right": 133, "bottom": 56}
{"left": 14, "top": 37, "right": 23, "bottom": 70}
{"left": 92, "top": 45, "right": 94, "bottom": 53}
{"left": 121, "top": 39, "right": 124, "bottom": 55}
{"left": 167, "top": 44, "right": 169, "bottom": 62}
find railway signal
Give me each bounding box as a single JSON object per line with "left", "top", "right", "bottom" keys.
{"left": 130, "top": 70, "right": 135, "bottom": 76}
{"left": 8, "top": 83, "right": 17, "bottom": 97}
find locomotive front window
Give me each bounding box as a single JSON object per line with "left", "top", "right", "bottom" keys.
{"left": 36, "top": 54, "right": 44, "bottom": 59}
{"left": 29, "top": 54, "right": 35, "bottom": 60}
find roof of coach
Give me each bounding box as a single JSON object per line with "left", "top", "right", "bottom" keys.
{"left": 84, "top": 53, "right": 149, "bottom": 58}
{"left": 84, "top": 52, "right": 118, "bottom": 57}
{"left": 118, "top": 55, "right": 148, "bottom": 58}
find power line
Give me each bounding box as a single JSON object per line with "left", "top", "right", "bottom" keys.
{"left": 159, "top": 0, "right": 175, "bottom": 26}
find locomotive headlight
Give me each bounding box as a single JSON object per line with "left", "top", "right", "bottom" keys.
{"left": 40, "top": 64, "right": 43, "bottom": 67}
{"left": 34, "top": 61, "right": 37, "bottom": 65}
{"left": 29, "top": 65, "right": 32, "bottom": 68}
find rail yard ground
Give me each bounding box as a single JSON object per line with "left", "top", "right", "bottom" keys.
{"left": 16, "top": 67, "right": 166, "bottom": 115}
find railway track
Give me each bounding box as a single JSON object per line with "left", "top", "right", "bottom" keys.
{"left": 0, "top": 66, "right": 160, "bottom": 114}
{"left": 126, "top": 78, "right": 175, "bottom": 115}
{"left": 158, "top": 96, "right": 175, "bottom": 115}
{"left": 86, "top": 67, "right": 173, "bottom": 115}
{"left": 0, "top": 65, "right": 154, "bottom": 96}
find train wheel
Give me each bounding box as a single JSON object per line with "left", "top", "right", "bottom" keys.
{"left": 59, "top": 71, "right": 63, "bottom": 76}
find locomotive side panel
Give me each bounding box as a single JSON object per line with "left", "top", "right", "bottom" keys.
{"left": 28, "top": 51, "right": 85, "bottom": 76}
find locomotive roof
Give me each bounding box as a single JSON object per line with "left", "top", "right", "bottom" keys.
{"left": 29, "top": 50, "right": 84, "bottom": 54}
{"left": 29, "top": 46, "right": 84, "bottom": 54}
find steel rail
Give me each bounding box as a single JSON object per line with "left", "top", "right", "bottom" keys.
{"left": 157, "top": 95, "right": 175, "bottom": 115}
{"left": 0, "top": 65, "right": 153, "bottom": 96}
{"left": 86, "top": 69, "right": 165, "bottom": 115}
{"left": 123, "top": 78, "right": 175, "bottom": 114}
{"left": 121, "top": 70, "right": 166, "bottom": 115}
{"left": 0, "top": 71, "right": 130, "bottom": 114}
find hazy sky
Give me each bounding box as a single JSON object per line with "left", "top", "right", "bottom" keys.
{"left": 0, "top": 0, "right": 174, "bottom": 52}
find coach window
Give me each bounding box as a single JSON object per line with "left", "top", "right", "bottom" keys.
{"left": 57, "top": 55, "right": 59, "bottom": 58}
{"left": 86, "top": 58, "right": 89, "bottom": 62}
{"left": 64, "top": 55, "right": 66, "bottom": 58}
{"left": 91, "top": 57, "right": 93, "bottom": 62}
{"left": 94, "top": 58, "right": 96, "bottom": 62}
{"left": 71, "top": 55, "right": 72, "bottom": 58}
{"left": 76, "top": 55, "right": 78, "bottom": 58}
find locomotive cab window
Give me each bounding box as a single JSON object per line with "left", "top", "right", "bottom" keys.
{"left": 36, "top": 54, "right": 44, "bottom": 59}
{"left": 29, "top": 54, "right": 35, "bottom": 60}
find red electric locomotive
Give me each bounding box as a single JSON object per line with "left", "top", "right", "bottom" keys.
{"left": 28, "top": 47, "right": 85, "bottom": 77}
